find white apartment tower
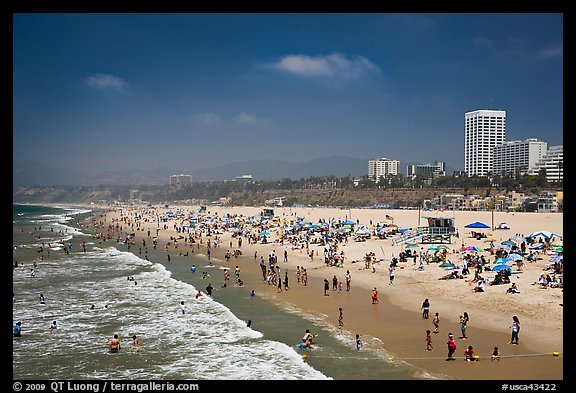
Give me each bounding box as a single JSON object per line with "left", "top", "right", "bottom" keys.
{"left": 464, "top": 109, "right": 506, "bottom": 176}
{"left": 492, "top": 138, "right": 548, "bottom": 176}
{"left": 368, "top": 158, "right": 400, "bottom": 182}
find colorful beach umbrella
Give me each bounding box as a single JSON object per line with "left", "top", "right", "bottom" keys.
{"left": 501, "top": 240, "right": 516, "bottom": 246}
{"left": 507, "top": 254, "right": 523, "bottom": 261}
{"left": 405, "top": 243, "right": 419, "bottom": 249}
{"left": 464, "top": 246, "right": 484, "bottom": 252}
{"left": 494, "top": 258, "right": 510, "bottom": 264}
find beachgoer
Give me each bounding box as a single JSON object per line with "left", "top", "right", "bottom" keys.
{"left": 302, "top": 329, "right": 316, "bottom": 343}
{"left": 355, "top": 334, "right": 363, "bottom": 350}
{"left": 324, "top": 279, "right": 330, "bottom": 296}
{"left": 459, "top": 312, "right": 469, "bottom": 339}
{"left": 179, "top": 301, "right": 187, "bottom": 315}
{"left": 332, "top": 275, "right": 338, "bottom": 291}
{"left": 206, "top": 283, "right": 213, "bottom": 296}
{"left": 371, "top": 287, "right": 379, "bottom": 304}
{"left": 13, "top": 321, "right": 22, "bottom": 337}
{"left": 195, "top": 290, "right": 202, "bottom": 299}
{"left": 421, "top": 298, "right": 430, "bottom": 319}
{"left": 432, "top": 312, "right": 440, "bottom": 334}
{"left": 345, "top": 270, "right": 351, "bottom": 291}
{"left": 425, "top": 330, "right": 433, "bottom": 351}
{"left": 39, "top": 293, "right": 45, "bottom": 304}
{"left": 491, "top": 346, "right": 501, "bottom": 361}
{"left": 191, "top": 265, "right": 196, "bottom": 273}
{"left": 446, "top": 333, "right": 456, "bottom": 361}
{"left": 509, "top": 316, "right": 520, "bottom": 344}
{"left": 389, "top": 264, "right": 395, "bottom": 285}
{"left": 132, "top": 335, "right": 141, "bottom": 346}
{"left": 109, "top": 334, "right": 121, "bottom": 353}
{"left": 464, "top": 345, "right": 477, "bottom": 361}
{"left": 249, "top": 290, "right": 255, "bottom": 300}
{"left": 338, "top": 307, "right": 344, "bottom": 327}
{"left": 50, "top": 320, "right": 58, "bottom": 332}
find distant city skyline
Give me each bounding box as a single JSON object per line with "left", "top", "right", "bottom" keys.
{"left": 13, "top": 13, "right": 563, "bottom": 177}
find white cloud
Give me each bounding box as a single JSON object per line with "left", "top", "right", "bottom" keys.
{"left": 234, "top": 112, "right": 258, "bottom": 125}
{"left": 190, "top": 112, "right": 222, "bottom": 125}
{"left": 86, "top": 74, "right": 127, "bottom": 91}
{"left": 537, "top": 44, "right": 563, "bottom": 60}
{"left": 271, "top": 52, "right": 380, "bottom": 78}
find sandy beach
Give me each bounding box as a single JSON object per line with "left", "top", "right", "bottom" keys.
{"left": 91, "top": 204, "right": 563, "bottom": 380}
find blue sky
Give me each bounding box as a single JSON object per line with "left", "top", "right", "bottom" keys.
{"left": 13, "top": 13, "right": 563, "bottom": 174}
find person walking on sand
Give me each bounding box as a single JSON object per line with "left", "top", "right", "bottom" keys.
{"left": 389, "top": 264, "right": 395, "bottom": 285}
{"left": 459, "top": 312, "right": 469, "bottom": 340}
{"left": 425, "top": 330, "right": 433, "bottom": 351}
{"left": 345, "top": 270, "right": 351, "bottom": 291}
{"left": 432, "top": 312, "right": 440, "bottom": 334}
{"left": 446, "top": 333, "right": 456, "bottom": 361}
{"left": 324, "top": 279, "right": 330, "bottom": 296}
{"left": 509, "top": 316, "right": 520, "bottom": 344}
{"left": 338, "top": 307, "right": 344, "bottom": 327}
{"left": 421, "top": 298, "right": 430, "bottom": 319}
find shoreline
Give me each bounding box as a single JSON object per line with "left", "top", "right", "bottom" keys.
{"left": 88, "top": 204, "right": 562, "bottom": 380}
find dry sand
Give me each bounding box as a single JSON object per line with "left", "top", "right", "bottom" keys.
{"left": 95, "top": 204, "right": 563, "bottom": 380}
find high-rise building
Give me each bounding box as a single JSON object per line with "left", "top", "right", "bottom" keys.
{"left": 530, "top": 145, "right": 563, "bottom": 183}
{"left": 169, "top": 174, "right": 192, "bottom": 186}
{"left": 492, "top": 138, "right": 547, "bottom": 176}
{"left": 368, "top": 158, "right": 400, "bottom": 182}
{"left": 464, "top": 109, "right": 506, "bottom": 176}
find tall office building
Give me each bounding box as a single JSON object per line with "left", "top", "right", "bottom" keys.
{"left": 464, "top": 109, "right": 506, "bottom": 176}
{"left": 169, "top": 174, "right": 192, "bottom": 186}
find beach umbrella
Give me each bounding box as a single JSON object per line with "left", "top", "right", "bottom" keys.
{"left": 428, "top": 246, "right": 440, "bottom": 251}
{"left": 464, "top": 221, "right": 490, "bottom": 229}
{"left": 501, "top": 240, "right": 516, "bottom": 246}
{"left": 507, "top": 254, "right": 523, "bottom": 261}
{"left": 530, "top": 243, "right": 545, "bottom": 249}
{"left": 529, "top": 231, "right": 562, "bottom": 241}
{"left": 549, "top": 255, "right": 563, "bottom": 263}
{"left": 554, "top": 246, "right": 563, "bottom": 253}
{"left": 439, "top": 262, "right": 456, "bottom": 268}
{"left": 405, "top": 243, "right": 419, "bottom": 249}
{"left": 491, "top": 264, "right": 512, "bottom": 271}
{"left": 494, "top": 257, "right": 510, "bottom": 264}
{"left": 437, "top": 245, "right": 450, "bottom": 250}
{"left": 342, "top": 220, "right": 356, "bottom": 226}
{"left": 464, "top": 246, "right": 484, "bottom": 252}
{"left": 511, "top": 235, "right": 526, "bottom": 242}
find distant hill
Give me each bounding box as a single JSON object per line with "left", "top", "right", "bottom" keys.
{"left": 13, "top": 157, "right": 456, "bottom": 187}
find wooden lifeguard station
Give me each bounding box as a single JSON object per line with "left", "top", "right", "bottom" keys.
{"left": 392, "top": 216, "right": 456, "bottom": 245}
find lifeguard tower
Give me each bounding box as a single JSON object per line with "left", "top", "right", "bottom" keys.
{"left": 392, "top": 216, "right": 456, "bottom": 245}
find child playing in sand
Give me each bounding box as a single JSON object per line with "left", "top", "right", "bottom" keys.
{"left": 491, "top": 346, "right": 501, "bottom": 361}
{"left": 464, "top": 345, "right": 477, "bottom": 361}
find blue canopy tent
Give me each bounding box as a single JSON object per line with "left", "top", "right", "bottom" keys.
{"left": 465, "top": 221, "right": 490, "bottom": 229}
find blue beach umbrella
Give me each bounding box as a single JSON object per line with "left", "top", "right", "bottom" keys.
{"left": 491, "top": 264, "right": 512, "bottom": 271}
{"left": 507, "top": 254, "right": 523, "bottom": 261}
{"left": 494, "top": 258, "right": 510, "bottom": 264}
{"left": 464, "top": 221, "right": 490, "bottom": 229}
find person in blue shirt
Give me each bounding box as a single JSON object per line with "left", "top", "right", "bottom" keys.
{"left": 13, "top": 321, "right": 22, "bottom": 337}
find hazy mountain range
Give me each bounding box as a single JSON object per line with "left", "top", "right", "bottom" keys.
{"left": 13, "top": 156, "right": 455, "bottom": 188}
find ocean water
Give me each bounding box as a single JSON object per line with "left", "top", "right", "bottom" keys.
{"left": 12, "top": 204, "right": 433, "bottom": 380}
